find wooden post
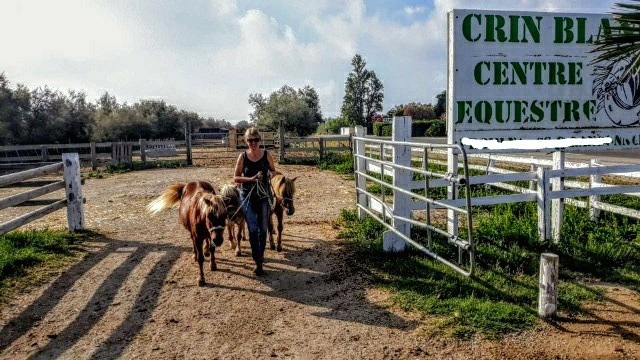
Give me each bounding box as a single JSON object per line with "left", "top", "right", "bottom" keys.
{"left": 589, "top": 159, "right": 601, "bottom": 221}
{"left": 318, "top": 137, "right": 324, "bottom": 160}
{"left": 538, "top": 253, "right": 559, "bottom": 318}
{"left": 383, "top": 116, "right": 411, "bottom": 252}
{"left": 185, "top": 125, "right": 192, "bottom": 165}
{"left": 40, "top": 145, "right": 49, "bottom": 162}
{"left": 279, "top": 119, "right": 285, "bottom": 162}
{"left": 354, "top": 126, "right": 367, "bottom": 219}
{"left": 529, "top": 162, "right": 536, "bottom": 191}
{"left": 551, "top": 151, "right": 565, "bottom": 243}
{"left": 537, "top": 166, "right": 550, "bottom": 242}
{"left": 140, "top": 139, "right": 147, "bottom": 162}
{"left": 90, "top": 142, "right": 97, "bottom": 170}
{"left": 62, "top": 153, "right": 85, "bottom": 232}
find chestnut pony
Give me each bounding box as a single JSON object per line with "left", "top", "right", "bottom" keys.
{"left": 269, "top": 174, "right": 297, "bottom": 252}
{"left": 147, "top": 181, "right": 227, "bottom": 286}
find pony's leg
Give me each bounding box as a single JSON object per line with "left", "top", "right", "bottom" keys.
{"left": 226, "top": 222, "right": 236, "bottom": 252}
{"left": 192, "top": 235, "right": 198, "bottom": 262}
{"left": 209, "top": 239, "right": 217, "bottom": 271}
{"left": 268, "top": 207, "right": 276, "bottom": 250}
{"left": 275, "top": 206, "right": 284, "bottom": 252}
{"left": 235, "top": 220, "right": 244, "bottom": 256}
{"left": 193, "top": 235, "right": 206, "bottom": 286}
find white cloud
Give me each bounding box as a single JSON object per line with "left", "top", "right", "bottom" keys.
{"left": 404, "top": 6, "right": 426, "bottom": 16}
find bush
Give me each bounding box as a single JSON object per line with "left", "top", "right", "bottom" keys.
{"left": 411, "top": 119, "right": 446, "bottom": 137}
{"left": 373, "top": 122, "right": 392, "bottom": 136}
{"left": 425, "top": 119, "right": 446, "bottom": 137}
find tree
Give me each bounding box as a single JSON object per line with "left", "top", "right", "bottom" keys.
{"left": 402, "top": 102, "right": 436, "bottom": 120}
{"left": 248, "top": 85, "right": 323, "bottom": 136}
{"left": 434, "top": 90, "right": 446, "bottom": 118}
{"left": 341, "top": 54, "right": 384, "bottom": 128}
{"left": 592, "top": 1, "right": 640, "bottom": 72}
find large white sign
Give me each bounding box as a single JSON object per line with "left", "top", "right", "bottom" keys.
{"left": 447, "top": 9, "right": 640, "bottom": 150}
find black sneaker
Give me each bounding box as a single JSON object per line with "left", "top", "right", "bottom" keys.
{"left": 253, "top": 263, "right": 265, "bottom": 276}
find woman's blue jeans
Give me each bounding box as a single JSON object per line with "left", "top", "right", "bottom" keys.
{"left": 240, "top": 191, "right": 270, "bottom": 264}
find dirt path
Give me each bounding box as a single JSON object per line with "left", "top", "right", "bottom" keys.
{"left": 0, "top": 164, "right": 639, "bottom": 359}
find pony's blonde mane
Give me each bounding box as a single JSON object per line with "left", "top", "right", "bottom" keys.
{"left": 198, "top": 192, "right": 226, "bottom": 218}
{"left": 220, "top": 184, "right": 240, "bottom": 204}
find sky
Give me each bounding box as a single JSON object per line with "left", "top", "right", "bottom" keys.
{"left": 0, "top": 0, "right": 621, "bottom": 123}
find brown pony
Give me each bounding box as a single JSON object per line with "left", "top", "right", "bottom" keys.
{"left": 220, "top": 184, "right": 246, "bottom": 257}
{"left": 147, "top": 181, "right": 227, "bottom": 286}
{"left": 269, "top": 173, "right": 297, "bottom": 252}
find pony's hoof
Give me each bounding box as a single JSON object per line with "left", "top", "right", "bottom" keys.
{"left": 276, "top": 245, "right": 282, "bottom": 253}
{"left": 270, "top": 243, "right": 276, "bottom": 250}
{"left": 235, "top": 250, "right": 241, "bottom": 257}
{"left": 210, "top": 263, "right": 217, "bottom": 271}
{"left": 198, "top": 278, "right": 206, "bottom": 286}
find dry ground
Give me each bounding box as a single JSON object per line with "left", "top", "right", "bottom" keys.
{"left": 0, "top": 160, "right": 639, "bottom": 359}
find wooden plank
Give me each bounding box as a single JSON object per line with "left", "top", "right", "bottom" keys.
{"left": 592, "top": 201, "right": 640, "bottom": 220}
{"left": 550, "top": 185, "right": 640, "bottom": 199}
{"left": 0, "top": 180, "right": 65, "bottom": 211}
{"left": 550, "top": 164, "right": 640, "bottom": 178}
{"left": 0, "top": 163, "right": 63, "bottom": 187}
{"left": 0, "top": 199, "right": 67, "bottom": 235}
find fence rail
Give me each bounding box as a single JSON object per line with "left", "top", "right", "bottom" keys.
{"left": 0, "top": 153, "right": 85, "bottom": 235}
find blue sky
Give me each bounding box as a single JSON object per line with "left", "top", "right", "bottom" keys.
{"left": 0, "top": 0, "right": 620, "bottom": 123}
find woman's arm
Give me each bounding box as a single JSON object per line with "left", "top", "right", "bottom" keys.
{"left": 266, "top": 151, "right": 281, "bottom": 176}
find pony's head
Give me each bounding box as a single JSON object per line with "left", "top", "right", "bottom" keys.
{"left": 199, "top": 192, "right": 227, "bottom": 246}
{"left": 273, "top": 175, "right": 297, "bottom": 216}
{"left": 220, "top": 184, "right": 242, "bottom": 221}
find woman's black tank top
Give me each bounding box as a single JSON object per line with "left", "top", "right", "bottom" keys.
{"left": 241, "top": 150, "right": 269, "bottom": 192}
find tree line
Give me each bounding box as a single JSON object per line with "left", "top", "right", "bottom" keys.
{"left": 0, "top": 73, "right": 231, "bottom": 145}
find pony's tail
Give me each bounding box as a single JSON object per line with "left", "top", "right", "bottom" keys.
{"left": 146, "top": 182, "right": 187, "bottom": 214}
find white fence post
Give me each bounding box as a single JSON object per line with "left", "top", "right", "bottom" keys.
{"left": 383, "top": 116, "right": 411, "bottom": 252}
{"left": 537, "top": 166, "right": 550, "bottom": 242}
{"left": 62, "top": 153, "right": 85, "bottom": 232}
{"left": 589, "top": 159, "right": 602, "bottom": 221}
{"left": 538, "top": 253, "right": 559, "bottom": 318}
{"left": 354, "top": 126, "right": 367, "bottom": 219}
{"left": 551, "top": 151, "right": 565, "bottom": 243}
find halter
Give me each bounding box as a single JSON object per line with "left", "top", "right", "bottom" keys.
{"left": 209, "top": 225, "right": 225, "bottom": 232}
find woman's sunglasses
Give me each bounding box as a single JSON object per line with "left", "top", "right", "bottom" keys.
{"left": 247, "top": 138, "right": 261, "bottom": 143}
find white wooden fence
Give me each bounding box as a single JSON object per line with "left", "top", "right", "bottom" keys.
{"left": 0, "top": 153, "right": 85, "bottom": 235}
{"left": 353, "top": 117, "right": 640, "bottom": 276}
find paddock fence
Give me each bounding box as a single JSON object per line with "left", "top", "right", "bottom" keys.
{"left": 352, "top": 117, "right": 640, "bottom": 276}
{"left": 0, "top": 153, "right": 85, "bottom": 235}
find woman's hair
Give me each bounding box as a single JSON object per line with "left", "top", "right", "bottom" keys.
{"left": 244, "top": 127, "right": 260, "bottom": 140}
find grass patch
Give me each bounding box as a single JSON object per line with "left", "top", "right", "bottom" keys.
{"left": 84, "top": 160, "right": 188, "bottom": 179}
{"left": 334, "top": 204, "right": 639, "bottom": 339}
{"left": 0, "top": 229, "right": 91, "bottom": 302}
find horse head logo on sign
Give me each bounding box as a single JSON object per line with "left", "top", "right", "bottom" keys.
{"left": 592, "top": 54, "right": 640, "bottom": 126}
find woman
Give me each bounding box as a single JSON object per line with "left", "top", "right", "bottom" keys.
{"left": 233, "top": 127, "right": 278, "bottom": 275}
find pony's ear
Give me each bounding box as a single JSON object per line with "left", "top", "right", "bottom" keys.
{"left": 291, "top": 176, "right": 298, "bottom": 182}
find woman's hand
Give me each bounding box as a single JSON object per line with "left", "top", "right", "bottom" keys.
{"left": 251, "top": 173, "right": 263, "bottom": 182}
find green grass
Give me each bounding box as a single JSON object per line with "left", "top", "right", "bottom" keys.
{"left": 0, "top": 229, "right": 91, "bottom": 302}
{"left": 282, "top": 151, "right": 354, "bottom": 176}
{"left": 335, "top": 203, "right": 640, "bottom": 339}
{"left": 84, "top": 160, "right": 188, "bottom": 179}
